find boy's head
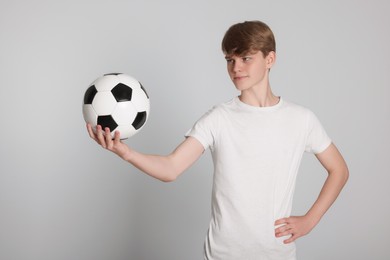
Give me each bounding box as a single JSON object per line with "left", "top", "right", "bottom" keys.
{"left": 222, "top": 20, "right": 276, "bottom": 58}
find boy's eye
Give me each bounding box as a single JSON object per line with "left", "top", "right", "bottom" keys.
{"left": 242, "top": 57, "right": 252, "bottom": 62}
{"left": 226, "top": 58, "right": 233, "bottom": 63}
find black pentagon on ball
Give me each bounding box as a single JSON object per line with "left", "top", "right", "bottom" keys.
{"left": 104, "top": 73, "right": 123, "bottom": 76}
{"left": 132, "top": 111, "right": 147, "bottom": 130}
{"left": 97, "top": 115, "right": 118, "bottom": 132}
{"left": 111, "top": 83, "right": 133, "bottom": 102}
{"left": 84, "top": 85, "right": 97, "bottom": 104}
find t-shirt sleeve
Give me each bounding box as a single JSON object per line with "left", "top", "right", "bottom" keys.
{"left": 185, "top": 107, "right": 218, "bottom": 151}
{"left": 305, "top": 110, "right": 332, "bottom": 154}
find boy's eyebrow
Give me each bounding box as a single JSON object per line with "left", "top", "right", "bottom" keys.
{"left": 225, "top": 51, "right": 254, "bottom": 59}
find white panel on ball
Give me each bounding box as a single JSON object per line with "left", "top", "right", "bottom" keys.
{"left": 115, "top": 125, "right": 137, "bottom": 139}
{"left": 111, "top": 102, "right": 137, "bottom": 125}
{"left": 93, "top": 75, "right": 120, "bottom": 91}
{"left": 117, "top": 74, "right": 140, "bottom": 88}
{"left": 82, "top": 104, "right": 98, "bottom": 125}
{"left": 131, "top": 87, "right": 150, "bottom": 112}
{"left": 92, "top": 92, "right": 118, "bottom": 115}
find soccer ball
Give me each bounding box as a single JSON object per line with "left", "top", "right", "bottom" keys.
{"left": 82, "top": 73, "right": 150, "bottom": 139}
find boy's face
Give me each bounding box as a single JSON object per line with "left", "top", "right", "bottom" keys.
{"left": 225, "top": 50, "right": 275, "bottom": 92}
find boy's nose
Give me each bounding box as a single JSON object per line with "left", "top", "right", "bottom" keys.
{"left": 233, "top": 61, "right": 242, "bottom": 72}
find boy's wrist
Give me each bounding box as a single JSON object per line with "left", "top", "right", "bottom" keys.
{"left": 304, "top": 209, "right": 323, "bottom": 226}
{"left": 120, "top": 148, "right": 133, "bottom": 162}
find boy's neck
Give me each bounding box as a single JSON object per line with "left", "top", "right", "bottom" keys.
{"left": 239, "top": 85, "right": 279, "bottom": 107}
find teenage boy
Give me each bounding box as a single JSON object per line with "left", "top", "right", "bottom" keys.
{"left": 87, "top": 20, "right": 349, "bottom": 260}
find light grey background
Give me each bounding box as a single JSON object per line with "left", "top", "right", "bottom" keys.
{"left": 0, "top": 0, "right": 389, "bottom": 259}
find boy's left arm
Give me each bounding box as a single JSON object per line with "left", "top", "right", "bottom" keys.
{"left": 274, "top": 143, "right": 349, "bottom": 244}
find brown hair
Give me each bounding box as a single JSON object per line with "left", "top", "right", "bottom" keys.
{"left": 222, "top": 20, "right": 276, "bottom": 57}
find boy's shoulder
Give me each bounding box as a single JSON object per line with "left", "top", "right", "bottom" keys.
{"left": 203, "top": 97, "right": 236, "bottom": 114}
{"left": 282, "top": 99, "right": 325, "bottom": 128}
{"left": 282, "top": 98, "right": 311, "bottom": 113}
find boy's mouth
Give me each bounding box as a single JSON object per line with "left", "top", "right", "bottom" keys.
{"left": 233, "top": 76, "right": 248, "bottom": 81}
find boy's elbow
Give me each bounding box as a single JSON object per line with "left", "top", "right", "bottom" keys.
{"left": 159, "top": 157, "right": 184, "bottom": 182}
{"left": 161, "top": 175, "right": 176, "bottom": 183}
{"left": 327, "top": 164, "right": 349, "bottom": 188}
{"left": 334, "top": 164, "right": 349, "bottom": 185}
{"left": 160, "top": 170, "right": 180, "bottom": 183}
{"left": 343, "top": 166, "right": 350, "bottom": 184}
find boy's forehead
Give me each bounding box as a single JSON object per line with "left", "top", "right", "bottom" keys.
{"left": 224, "top": 50, "right": 261, "bottom": 58}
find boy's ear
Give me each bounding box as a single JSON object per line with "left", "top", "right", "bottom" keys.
{"left": 266, "top": 51, "right": 276, "bottom": 68}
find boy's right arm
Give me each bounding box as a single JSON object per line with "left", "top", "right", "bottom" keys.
{"left": 87, "top": 124, "right": 205, "bottom": 182}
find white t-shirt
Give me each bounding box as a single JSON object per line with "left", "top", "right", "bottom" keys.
{"left": 186, "top": 97, "right": 331, "bottom": 260}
